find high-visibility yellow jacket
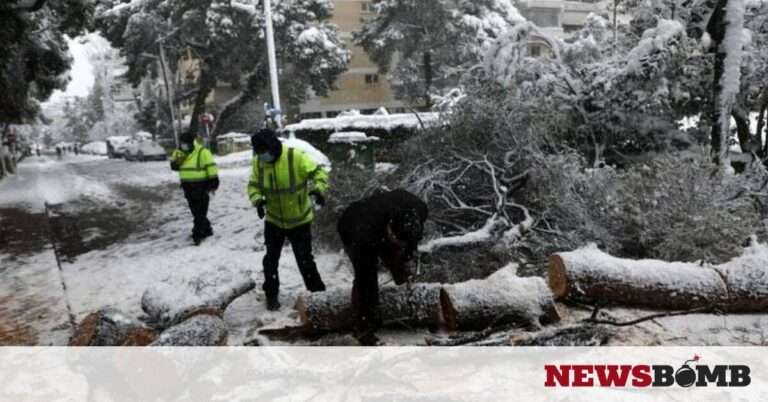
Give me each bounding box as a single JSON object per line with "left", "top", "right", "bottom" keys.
{"left": 247, "top": 144, "right": 329, "bottom": 229}
{"left": 171, "top": 142, "right": 218, "bottom": 185}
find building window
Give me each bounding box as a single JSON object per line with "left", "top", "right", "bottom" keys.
{"left": 525, "top": 8, "right": 560, "bottom": 28}
{"left": 361, "top": 1, "right": 374, "bottom": 13}
{"left": 365, "top": 74, "right": 379, "bottom": 85}
{"left": 529, "top": 45, "right": 541, "bottom": 57}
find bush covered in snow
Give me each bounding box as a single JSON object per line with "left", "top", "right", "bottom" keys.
{"left": 523, "top": 150, "right": 768, "bottom": 265}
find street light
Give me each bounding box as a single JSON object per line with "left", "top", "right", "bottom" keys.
{"left": 264, "top": 0, "right": 282, "bottom": 128}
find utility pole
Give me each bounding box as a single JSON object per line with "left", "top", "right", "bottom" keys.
{"left": 264, "top": 0, "right": 283, "bottom": 128}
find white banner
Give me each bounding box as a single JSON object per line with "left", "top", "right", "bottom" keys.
{"left": 0, "top": 347, "right": 766, "bottom": 401}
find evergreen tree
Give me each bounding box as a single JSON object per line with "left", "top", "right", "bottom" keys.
{"left": 355, "top": 0, "right": 523, "bottom": 107}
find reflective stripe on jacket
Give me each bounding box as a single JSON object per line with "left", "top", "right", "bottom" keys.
{"left": 172, "top": 142, "right": 218, "bottom": 183}
{"left": 247, "top": 144, "right": 329, "bottom": 229}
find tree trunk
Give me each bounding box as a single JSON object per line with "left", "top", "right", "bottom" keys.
{"left": 295, "top": 284, "right": 443, "bottom": 332}
{"left": 423, "top": 51, "right": 432, "bottom": 109}
{"left": 549, "top": 247, "right": 727, "bottom": 309}
{"left": 757, "top": 88, "right": 768, "bottom": 157}
{"left": 733, "top": 106, "right": 753, "bottom": 153}
{"left": 549, "top": 245, "right": 768, "bottom": 312}
{"left": 440, "top": 267, "right": 560, "bottom": 331}
{"left": 715, "top": 245, "right": 768, "bottom": 312}
{"left": 708, "top": 0, "right": 729, "bottom": 165}
{"left": 140, "top": 270, "right": 255, "bottom": 330}
{"left": 150, "top": 314, "right": 228, "bottom": 346}
{"left": 189, "top": 64, "right": 216, "bottom": 136}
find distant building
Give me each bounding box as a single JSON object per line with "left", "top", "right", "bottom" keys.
{"left": 298, "top": 0, "right": 407, "bottom": 119}
{"left": 517, "top": 0, "right": 608, "bottom": 56}
{"left": 171, "top": 0, "right": 608, "bottom": 124}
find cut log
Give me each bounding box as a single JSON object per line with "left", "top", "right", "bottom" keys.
{"left": 548, "top": 245, "right": 728, "bottom": 310}
{"left": 69, "top": 308, "right": 157, "bottom": 346}
{"left": 141, "top": 268, "right": 255, "bottom": 329}
{"left": 150, "top": 315, "right": 228, "bottom": 346}
{"left": 440, "top": 267, "right": 560, "bottom": 331}
{"left": 714, "top": 243, "right": 768, "bottom": 312}
{"left": 295, "top": 283, "right": 443, "bottom": 332}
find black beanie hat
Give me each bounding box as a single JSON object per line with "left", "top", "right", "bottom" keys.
{"left": 251, "top": 128, "right": 282, "bottom": 158}
{"left": 180, "top": 131, "right": 196, "bottom": 145}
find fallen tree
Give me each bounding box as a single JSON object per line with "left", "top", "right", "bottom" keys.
{"left": 288, "top": 266, "right": 560, "bottom": 336}
{"left": 150, "top": 315, "right": 228, "bottom": 346}
{"left": 141, "top": 268, "right": 255, "bottom": 329}
{"left": 295, "top": 283, "right": 443, "bottom": 332}
{"left": 69, "top": 308, "right": 157, "bottom": 346}
{"left": 548, "top": 243, "right": 768, "bottom": 312}
{"left": 440, "top": 266, "right": 560, "bottom": 331}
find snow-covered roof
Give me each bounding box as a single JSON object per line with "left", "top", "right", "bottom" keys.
{"left": 217, "top": 132, "right": 251, "bottom": 140}
{"left": 327, "top": 131, "right": 380, "bottom": 144}
{"left": 135, "top": 131, "right": 153, "bottom": 140}
{"left": 106, "top": 135, "right": 131, "bottom": 145}
{"left": 282, "top": 137, "right": 331, "bottom": 167}
{"left": 284, "top": 112, "right": 440, "bottom": 132}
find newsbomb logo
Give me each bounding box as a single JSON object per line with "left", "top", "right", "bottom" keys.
{"left": 544, "top": 355, "right": 751, "bottom": 388}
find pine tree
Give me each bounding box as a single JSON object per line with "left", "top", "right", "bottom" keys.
{"left": 355, "top": 0, "right": 523, "bottom": 107}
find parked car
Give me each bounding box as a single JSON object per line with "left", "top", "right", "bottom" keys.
{"left": 124, "top": 139, "right": 168, "bottom": 161}
{"left": 106, "top": 136, "right": 131, "bottom": 159}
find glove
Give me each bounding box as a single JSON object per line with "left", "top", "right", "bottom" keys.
{"left": 254, "top": 200, "right": 266, "bottom": 219}
{"left": 310, "top": 190, "right": 325, "bottom": 207}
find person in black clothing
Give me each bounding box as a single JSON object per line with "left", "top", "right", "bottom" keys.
{"left": 337, "top": 189, "right": 428, "bottom": 345}
{"left": 170, "top": 132, "right": 219, "bottom": 245}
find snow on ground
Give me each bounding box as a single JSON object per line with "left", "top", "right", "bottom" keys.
{"left": 0, "top": 153, "right": 350, "bottom": 345}
{"left": 3, "top": 154, "right": 768, "bottom": 346}
{"left": 0, "top": 156, "right": 112, "bottom": 211}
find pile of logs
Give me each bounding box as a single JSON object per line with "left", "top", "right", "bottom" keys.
{"left": 70, "top": 269, "right": 255, "bottom": 346}
{"left": 72, "top": 242, "right": 768, "bottom": 346}
{"left": 288, "top": 266, "right": 560, "bottom": 335}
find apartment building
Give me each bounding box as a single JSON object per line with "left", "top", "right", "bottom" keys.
{"left": 517, "top": 0, "right": 607, "bottom": 56}
{"left": 172, "top": 0, "right": 606, "bottom": 123}
{"left": 298, "top": 0, "right": 407, "bottom": 119}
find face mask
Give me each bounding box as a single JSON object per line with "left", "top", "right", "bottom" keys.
{"left": 180, "top": 143, "right": 193, "bottom": 152}
{"left": 259, "top": 151, "right": 275, "bottom": 163}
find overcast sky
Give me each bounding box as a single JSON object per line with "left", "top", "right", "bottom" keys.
{"left": 44, "top": 36, "right": 95, "bottom": 107}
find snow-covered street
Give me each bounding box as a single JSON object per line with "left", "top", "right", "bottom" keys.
{"left": 0, "top": 154, "right": 362, "bottom": 345}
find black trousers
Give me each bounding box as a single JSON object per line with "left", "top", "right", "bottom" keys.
{"left": 348, "top": 247, "right": 381, "bottom": 337}
{"left": 183, "top": 187, "right": 212, "bottom": 240}
{"left": 262, "top": 221, "right": 326, "bottom": 297}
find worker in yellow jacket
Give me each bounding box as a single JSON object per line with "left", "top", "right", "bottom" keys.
{"left": 247, "top": 128, "right": 329, "bottom": 310}
{"left": 171, "top": 132, "right": 219, "bottom": 245}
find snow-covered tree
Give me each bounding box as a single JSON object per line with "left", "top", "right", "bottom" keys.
{"left": 0, "top": 0, "right": 93, "bottom": 124}
{"left": 355, "top": 0, "right": 523, "bottom": 107}
{"left": 483, "top": 14, "right": 703, "bottom": 165}
{"left": 733, "top": 0, "right": 768, "bottom": 155}
{"left": 95, "top": 0, "right": 349, "bottom": 135}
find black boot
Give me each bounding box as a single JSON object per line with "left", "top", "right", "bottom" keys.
{"left": 266, "top": 294, "right": 281, "bottom": 311}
